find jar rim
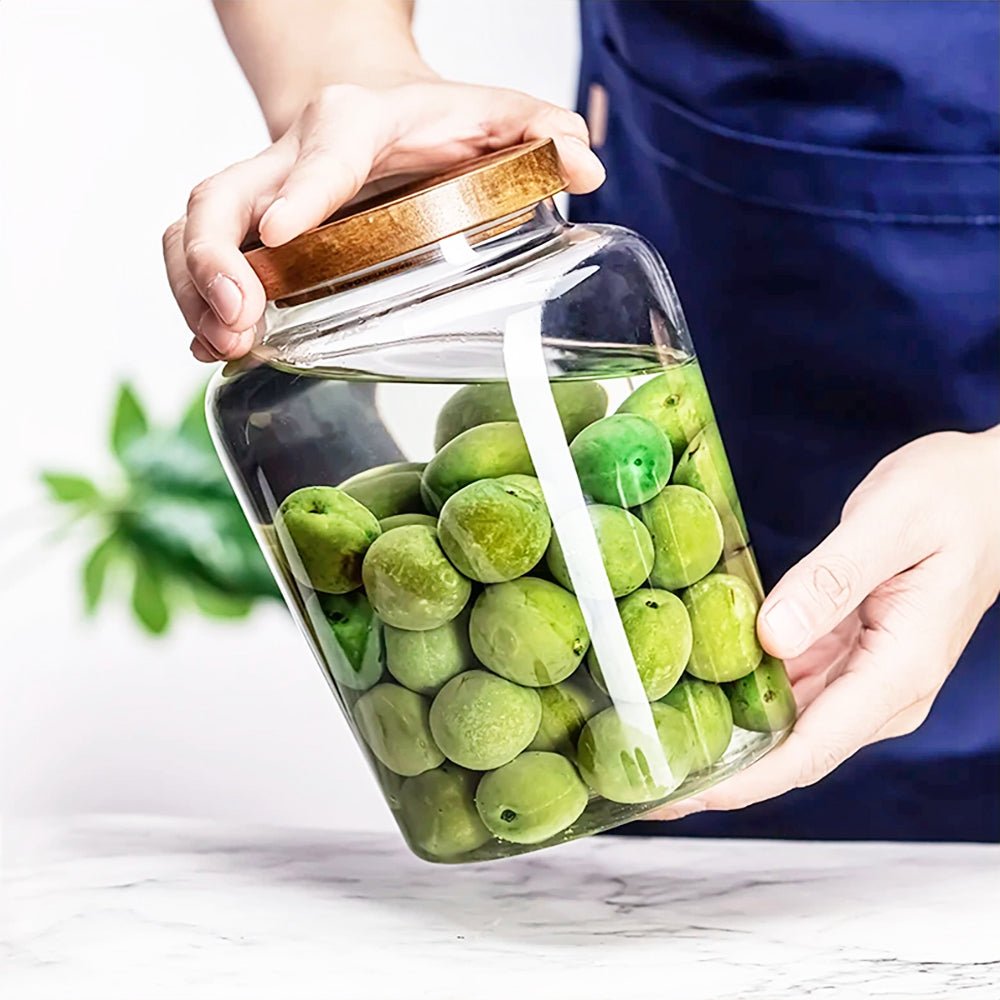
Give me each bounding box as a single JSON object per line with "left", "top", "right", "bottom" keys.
{"left": 242, "top": 139, "right": 567, "bottom": 301}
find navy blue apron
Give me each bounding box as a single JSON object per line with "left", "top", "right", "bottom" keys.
{"left": 573, "top": 0, "right": 1000, "bottom": 841}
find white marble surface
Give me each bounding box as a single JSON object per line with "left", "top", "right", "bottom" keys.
{"left": 2, "top": 816, "right": 998, "bottom": 999}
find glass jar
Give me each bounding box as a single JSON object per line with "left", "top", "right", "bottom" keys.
{"left": 207, "top": 141, "right": 796, "bottom": 864}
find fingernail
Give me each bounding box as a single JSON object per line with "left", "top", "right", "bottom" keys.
{"left": 761, "top": 598, "right": 812, "bottom": 652}
{"left": 259, "top": 197, "right": 287, "bottom": 234}
{"left": 205, "top": 274, "right": 242, "bottom": 326}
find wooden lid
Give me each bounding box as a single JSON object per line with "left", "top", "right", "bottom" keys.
{"left": 243, "top": 139, "right": 567, "bottom": 301}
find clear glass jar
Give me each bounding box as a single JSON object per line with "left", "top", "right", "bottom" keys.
{"left": 207, "top": 141, "right": 795, "bottom": 864}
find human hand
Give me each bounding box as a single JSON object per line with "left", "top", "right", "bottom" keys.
{"left": 162, "top": 79, "right": 605, "bottom": 363}
{"left": 652, "top": 427, "right": 1000, "bottom": 820}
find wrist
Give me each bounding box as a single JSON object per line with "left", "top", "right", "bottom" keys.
{"left": 261, "top": 50, "right": 437, "bottom": 139}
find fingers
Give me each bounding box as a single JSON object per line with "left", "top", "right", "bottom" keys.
{"left": 757, "top": 488, "right": 926, "bottom": 659}
{"left": 182, "top": 150, "right": 289, "bottom": 330}
{"left": 650, "top": 645, "right": 909, "bottom": 819}
{"left": 257, "top": 87, "right": 387, "bottom": 247}
{"left": 521, "top": 105, "right": 606, "bottom": 194}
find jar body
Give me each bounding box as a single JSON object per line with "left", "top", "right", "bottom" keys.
{"left": 208, "top": 204, "right": 795, "bottom": 863}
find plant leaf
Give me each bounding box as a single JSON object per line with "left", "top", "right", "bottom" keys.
{"left": 178, "top": 381, "right": 214, "bottom": 450}
{"left": 82, "top": 533, "right": 119, "bottom": 614}
{"left": 189, "top": 583, "right": 255, "bottom": 619}
{"left": 111, "top": 383, "right": 149, "bottom": 460}
{"left": 131, "top": 554, "right": 171, "bottom": 635}
{"left": 120, "top": 495, "right": 281, "bottom": 600}
{"left": 120, "top": 430, "right": 233, "bottom": 500}
{"left": 41, "top": 472, "right": 100, "bottom": 505}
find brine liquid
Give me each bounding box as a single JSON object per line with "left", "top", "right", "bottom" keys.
{"left": 209, "top": 344, "right": 790, "bottom": 864}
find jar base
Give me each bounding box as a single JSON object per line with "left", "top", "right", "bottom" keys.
{"left": 402, "top": 726, "right": 790, "bottom": 865}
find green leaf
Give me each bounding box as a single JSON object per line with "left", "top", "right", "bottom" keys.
{"left": 189, "top": 583, "right": 255, "bottom": 619}
{"left": 131, "top": 555, "right": 171, "bottom": 635}
{"left": 111, "top": 383, "right": 149, "bottom": 460}
{"left": 120, "top": 430, "right": 233, "bottom": 500}
{"left": 82, "top": 533, "right": 120, "bottom": 614}
{"left": 178, "top": 382, "right": 214, "bottom": 450}
{"left": 41, "top": 472, "right": 100, "bottom": 505}
{"left": 119, "top": 495, "right": 281, "bottom": 600}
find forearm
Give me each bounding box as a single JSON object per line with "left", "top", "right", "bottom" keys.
{"left": 213, "top": 0, "right": 435, "bottom": 139}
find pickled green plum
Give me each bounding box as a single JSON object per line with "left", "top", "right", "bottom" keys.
{"left": 429, "top": 670, "right": 542, "bottom": 770}
{"left": 496, "top": 474, "right": 545, "bottom": 502}
{"left": 724, "top": 655, "right": 796, "bottom": 732}
{"left": 576, "top": 703, "right": 695, "bottom": 803}
{"left": 475, "top": 752, "right": 588, "bottom": 844}
{"left": 276, "top": 486, "right": 381, "bottom": 594}
{"left": 379, "top": 513, "right": 438, "bottom": 532}
{"left": 422, "top": 421, "right": 534, "bottom": 511}
{"left": 353, "top": 684, "right": 444, "bottom": 776}
{"left": 434, "top": 380, "right": 607, "bottom": 450}
{"left": 340, "top": 462, "right": 427, "bottom": 520}
{"left": 385, "top": 608, "right": 475, "bottom": 696}
{"left": 683, "top": 573, "right": 763, "bottom": 682}
{"left": 617, "top": 361, "right": 714, "bottom": 459}
{"left": 318, "top": 591, "right": 384, "bottom": 691}
{"left": 672, "top": 424, "right": 748, "bottom": 552}
{"left": 639, "top": 484, "right": 724, "bottom": 590}
{"left": 438, "top": 479, "right": 551, "bottom": 583}
{"left": 570, "top": 414, "right": 672, "bottom": 507}
{"left": 470, "top": 578, "right": 589, "bottom": 687}
{"left": 528, "top": 672, "right": 609, "bottom": 757}
{"left": 546, "top": 505, "right": 654, "bottom": 597}
{"left": 362, "top": 525, "right": 471, "bottom": 631}
{"left": 659, "top": 676, "right": 733, "bottom": 771}
{"left": 399, "top": 764, "right": 490, "bottom": 859}
{"left": 588, "top": 588, "right": 693, "bottom": 701}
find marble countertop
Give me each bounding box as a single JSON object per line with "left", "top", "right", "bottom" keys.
{"left": 2, "top": 816, "right": 997, "bottom": 999}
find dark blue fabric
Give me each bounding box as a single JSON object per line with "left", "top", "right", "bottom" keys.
{"left": 574, "top": 0, "right": 1000, "bottom": 841}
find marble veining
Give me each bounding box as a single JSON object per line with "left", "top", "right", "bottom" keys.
{"left": 2, "top": 816, "right": 998, "bottom": 999}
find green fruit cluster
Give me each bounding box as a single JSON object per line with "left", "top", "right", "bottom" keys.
{"left": 269, "top": 363, "right": 795, "bottom": 861}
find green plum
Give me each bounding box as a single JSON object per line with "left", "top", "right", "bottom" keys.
{"left": 379, "top": 513, "right": 438, "bottom": 532}
{"left": 353, "top": 683, "right": 444, "bottom": 776}
{"left": 438, "top": 479, "right": 551, "bottom": 583}
{"left": 639, "top": 484, "right": 725, "bottom": 590}
{"left": 616, "top": 360, "right": 715, "bottom": 459}
{"left": 385, "top": 607, "right": 475, "bottom": 696}
{"left": 470, "top": 578, "right": 590, "bottom": 687}
{"left": 361, "top": 525, "right": 471, "bottom": 631}
{"left": 588, "top": 588, "right": 692, "bottom": 701}
{"left": 546, "top": 504, "right": 654, "bottom": 597}
{"left": 475, "top": 752, "right": 588, "bottom": 845}
{"left": 528, "top": 671, "right": 609, "bottom": 757}
{"left": 496, "top": 474, "right": 545, "bottom": 503}
{"left": 318, "top": 591, "right": 384, "bottom": 691}
{"left": 659, "top": 676, "right": 733, "bottom": 771}
{"left": 422, "top": 421, "right": 535, "bottom": 511}
{"left": 570, "top": 414, "right": 672, "bottom": 507}
{"left": 724, "top": 655, "right": 797, "bottom": 732}
{"left": 429, "top": 670, "right": 541, "bottom": 770}
{"left": 716, "top": 545, "right": 766, "bottom": 602}
{"left": 682, "top": 573, "right": 763, "bottom": 682}
{"left": 340, "top": 462, "right": 428, "bottom": 521}
{"left": 399, "top": 763, "right": 491, "bottom": 859}
{"left": 434, "top": 381, "right": 608, "bottom": 450}
{"left": 576, "top": 703, "right": 695, "bottom": 803}
{"left": 672, "top": 424, "right": 748, "bottom": 553}
{"left": 276, "top": 486, "right": 381, "bottom": 594}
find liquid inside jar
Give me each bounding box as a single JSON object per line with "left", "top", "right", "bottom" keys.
{"left": 209, "top": 341, "right": 795, "bottom": 863}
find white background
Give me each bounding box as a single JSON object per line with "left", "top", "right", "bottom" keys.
{"left": 0, "top": 0, "right": 580, "bottom": 830}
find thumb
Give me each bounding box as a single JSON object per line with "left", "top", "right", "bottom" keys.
{"left": 758, "top": 489, "right": 924, "bottom": 658}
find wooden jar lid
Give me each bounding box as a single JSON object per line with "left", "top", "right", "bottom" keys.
{"left": 243, "top": 139, "right": 567, "bottom": 301}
